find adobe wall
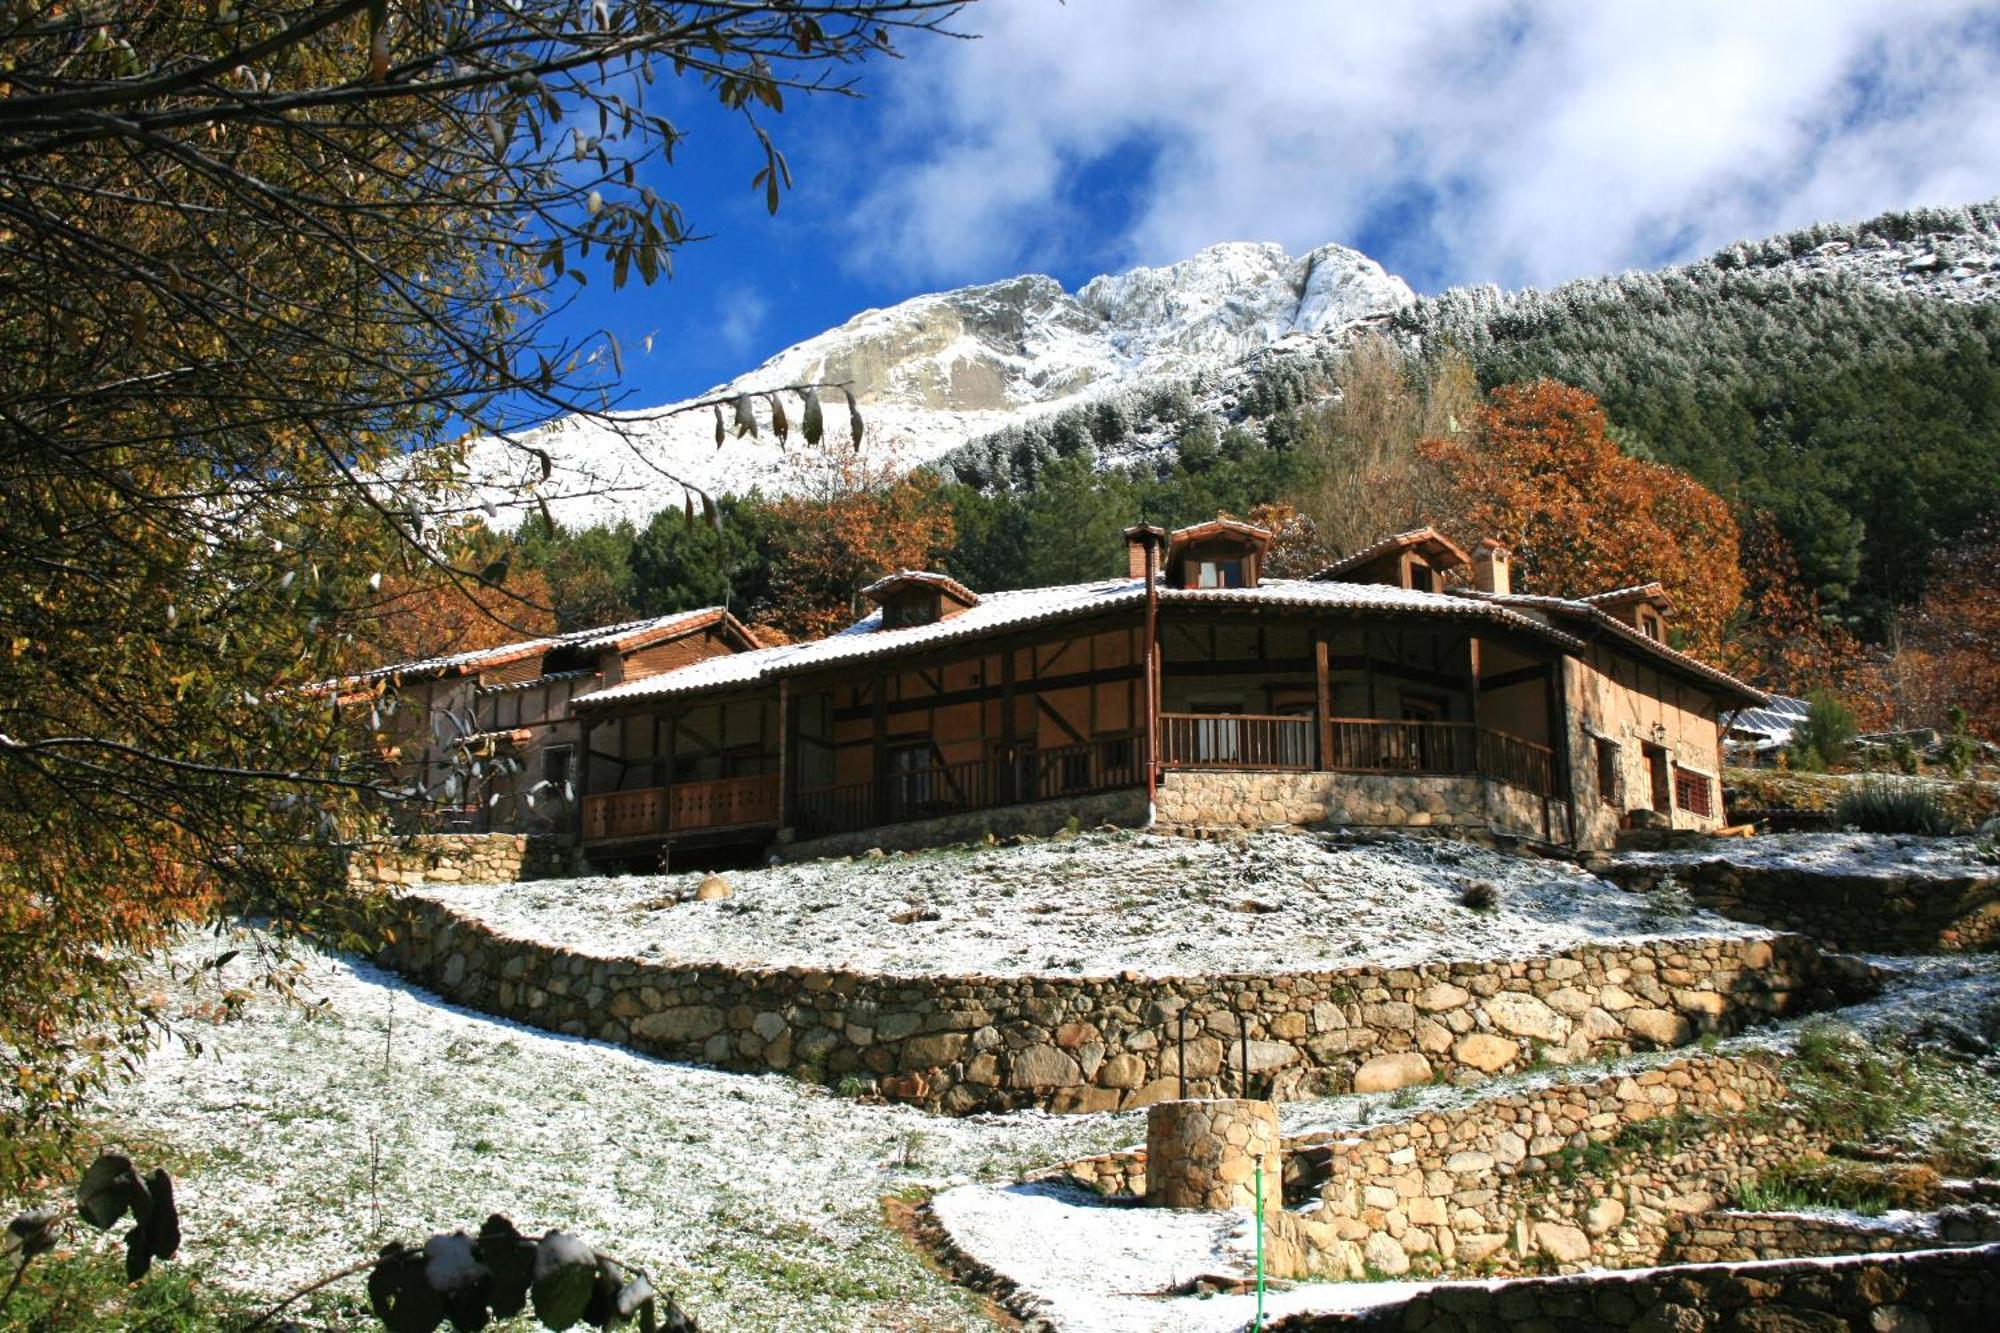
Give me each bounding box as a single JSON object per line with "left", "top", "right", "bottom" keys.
{"left": 345, "top": 833, "right": 569, "bottom": 889}
{"left": 1155, "top": 771, "right": 1569, "bottom": 846}
{"left": 781, "top": 787, "right": 1148, "bottom": 862}
{"left": 1270, "top": 1242, "right": 2000, "bottom": 1331}
{"left": 1602, "top": 858, "right": 2000, "bottom": 953}
{"left": 378, "top": 892, "right": 1856, "bottom": 1114}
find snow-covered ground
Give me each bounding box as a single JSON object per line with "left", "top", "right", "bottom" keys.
{"left": 1612, "top": 832, "right": 1998, "bottom": 882}
{"left": 102, "top": 934, "right": 1135, "bottom": 1330}
{"left": 412, "top": 830, "right": 1762, "bottom": 978}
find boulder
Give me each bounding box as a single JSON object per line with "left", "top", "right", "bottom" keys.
{"left": 695, "top": 873, "right": 732, "bottom": 901}
{"left": 1452, "top": 1033, "right": 1520, "bottom": 1073}
{"left": 1353, "top": 1052, "right": 1432, "bottom": 1093}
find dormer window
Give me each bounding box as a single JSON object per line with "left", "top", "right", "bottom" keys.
{"left": 1408, "top": 564, "right": 1435, "bottom": 593}
{"left": 882, "top": 593, "right": 941, "bottom": 629}
{"left": 1162, "top": 518, "right": 1273, "bottom": 590}
{"left": 1308, "top": 527, "right": 1470, "bottom": 590}
{"left": 861, "top": 570, "right": 979, "bottom": 630}
{"left": 1639, "top": 609, "right": 1663, "bottom": 641}
{"left": 1188, "top": 557, "right": 1246, "bottom": 589}
{"left": 1584, "top": 583, "right": 1674, "bottom": 642}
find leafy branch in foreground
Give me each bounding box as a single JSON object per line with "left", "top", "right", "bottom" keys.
{"left": 7, "top": 1155, "right": 694, "bottom": 1332}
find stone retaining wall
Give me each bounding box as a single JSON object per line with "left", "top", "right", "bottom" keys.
{"left": 1156, "top": 771, "right": 1570, "bottom": 846}
{"left": 1266, "top": 1054, "right": 1816, "bottom": 1280}
{"left": 380, "top": 890, "right": 1857, "bottom": 1114}
{"left": 1270, "top": 1241, "right": 2000, "bottom": 1331}
{"left": 1662, "top": 1205, "right": 2000, "bottom": 1264}
{"left": 1603, "top": 857, "right": 2000, "bottom": 952}
{"left": 1144, "top": 1099, "right": 1280, "bottom": 1214}
{"left": 346, "top": 833, "right": 568, "bottom": 889}
{"left": 781, "top": 788, "right": 1148, "bottom": 862}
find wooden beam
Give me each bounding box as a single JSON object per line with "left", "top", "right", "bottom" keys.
{"left": 1314, "top": 631, "right": 1333, "bottom": 771}
{"left": 871, "top": 674, "right": 889, "bottom": 826}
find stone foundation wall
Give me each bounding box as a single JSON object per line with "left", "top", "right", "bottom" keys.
{"left": 1603, "top": 858, "right": 2000, "bottom": 953}
{"left": 1264, "top": 1054, "right": 1816, "bottom": 1281}
{"left": 1270, "top": 1241, "right": 2000, "bottom": 1331}
{"left": 1156, "top": 771, "right": 1571, "bottom": 846}
{"left": 781, "top": 788, "right": 1149, "bottom": 862}
{"left": 346, "top": 833, "right": 567, "bottom": 889}
{"left": 381, "top": 891, "right": 1855, "bottom": 1114}
{"left": 1144, "top": 1099, "right": 1281, "bottom": 1214}
{"left": 1661, "top": 1206, "right": 2000, "bottom": 1264}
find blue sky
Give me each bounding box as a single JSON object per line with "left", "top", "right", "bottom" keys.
{"left": 560, "top": 0, "right": 2000, "bottom": 411}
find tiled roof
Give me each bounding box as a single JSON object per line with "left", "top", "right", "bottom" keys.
{"left": 1583, "top": 582, "right": 1673, "bottom": 610}
{"left": 340, "top": 607, "right": 733, "bottom": 687}
{"left": 860, "top": 569, "right": 981, "bottom": 608}
{"left": 575, "top": 577, "right": 1589, "bottom": 710}
{"left": 1307, "top": 527, "right": 1472, "bottom": 581}
{"left": 1455, "top": 590, "right": 1765, "bottom": 705}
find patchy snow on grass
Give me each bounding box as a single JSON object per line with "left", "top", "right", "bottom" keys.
{"left": 1611, "top": 832, "right": 1997, "bottom": 882}
{"left": 414, "top": 830, "right": 1761, "bottom": 978}
{"left": 106, "top": 933, "right": 1136, "bottom": 1331}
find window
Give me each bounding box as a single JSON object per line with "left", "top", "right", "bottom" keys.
{"left": 542, "top": 745, "right": 572, "bottom": 803}
{"left": 1673, "top": 767, "right": 1714, "bottom": 818}
{"left": 1408, "top": 564, "right": 1435, "bottom": 593}
{"left": 882, "top": 594, "right": 940, "bottom": 629}
{"left": 1188, "top": 558, "right": 1244, "bottom": 589}
{"left": 1594, "top": 738, "right": 1619, "bottom": 804}
{"left": 1639, "top": 611, "right": 1663, "bottom": 641}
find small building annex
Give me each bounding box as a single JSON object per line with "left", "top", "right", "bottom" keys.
{"left": 337, "top": 607, "right": 762, "bottom": 834}
{"left": 565, "top": 519, "right": 1764, "bottom": 859}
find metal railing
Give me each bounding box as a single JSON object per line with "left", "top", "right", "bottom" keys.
{"left": 1159, "top": 713, "right": 1557, "bottom": 800}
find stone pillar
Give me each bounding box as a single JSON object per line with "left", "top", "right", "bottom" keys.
{"left": 1144, "top": 1098, "right": 1281, "bottom": 1216}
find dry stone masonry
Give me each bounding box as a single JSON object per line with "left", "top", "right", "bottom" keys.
{"left": 1268, "top": 1241, "right": 2000, "bottom": 1331}
{"left": 1604, "top": 856, "right": 2000, "bottom": 953}
{"left": 346, "top": 833, "right": 567, "bottom": 890}
{"left": 1143, "top": 1099, "right": 1281, "bottom": 1214}
{"left": 379, "top": 890, "right": 1859, "bottom": 1114}
{"left": 1157, "top": 771, "right": 1562, "bottom": 844}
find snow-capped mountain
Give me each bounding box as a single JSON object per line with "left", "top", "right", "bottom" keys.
{"left": 470, "top": 202, "right": 2000, "bottom": 529}
{"left": 468, "top": 241, "right": 1413, "bottom": 527}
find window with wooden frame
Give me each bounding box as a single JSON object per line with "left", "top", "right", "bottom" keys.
{"left": 1673, "top": 766, "right": 1714, "bottom": 818}
{"left": 1187, "top": 557, "right": 1245, "bottom": 589}
{"left": 1594, "top": 738, "right": 1619, "bottom": 804}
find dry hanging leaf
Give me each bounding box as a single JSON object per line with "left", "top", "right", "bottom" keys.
{"left": 732, "top": 392, "right": 757, "bottom": 438}
{"left": 766, "top": 394, "right": 789, "bottom": 446}
{"left": 845, "top": 388, "right": 864, "bottom": 450}
{"left": 712, "top": 404, "right": 725, "bottom": 451}
{"left": 801, "top": 387, "right": 824, "bottom": 446}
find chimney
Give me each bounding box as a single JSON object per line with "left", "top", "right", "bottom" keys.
{"left": 1473, "top": 539, "right": 1511, "bottom": 596}
{"left": 1124, "top": 523, "right": 1167, "bottom": 580}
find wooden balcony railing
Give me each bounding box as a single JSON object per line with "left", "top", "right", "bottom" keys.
{"left": 1160, "top": 714, "right": 1557, "bottom": 799}
{"left": 1159, "top": 713, "right": 1315, "bottom": 770}
{"left": 794, "top": 733, "right": 1140, "bottom": 840}
{"left": 581, "top": 772, "right": 779, "bottom": 843}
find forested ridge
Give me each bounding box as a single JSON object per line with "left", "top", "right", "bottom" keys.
{"left": 508, "top": 200, "right": 2000, "bottom": 729}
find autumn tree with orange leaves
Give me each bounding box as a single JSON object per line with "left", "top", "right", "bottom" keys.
{"left": 1420, "top": 381, "right": 1745, "bottom": 659}
{"left": 361, "top": 526, "right": 559, "bottom": 667}
{"left": 760, "top": 443, "right": 957, "bottom": 641}
{"left": 1886, "top": 519, "right": 2000, "bottom": 740}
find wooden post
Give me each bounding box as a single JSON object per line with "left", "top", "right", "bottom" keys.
{"left": 1467, "top": 635, "right": 1482, "bottom": 776}
{"left": 1142, "top": 534, "right": 1161, "bottom": 811}
{"left": 777, "top": 680, "right": 794, "bottom": 832}
{"left": 871, "top": 675, "right": 889, "bottom": 827}
{"left": 1313, "top": 631, "right": 1333, "bottom": 771}
{"left": 575, "top": 717, "right": 593, "bottom": 844}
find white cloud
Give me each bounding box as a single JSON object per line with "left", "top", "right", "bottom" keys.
{"left": 713, "top": 285, "right": 770, "bottom": 358}
{"left": 849, "top": 0, "right": 2000, "bottom": 290}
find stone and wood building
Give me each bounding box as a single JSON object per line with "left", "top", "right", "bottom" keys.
{"left": 562, "top": 519, "right": 1763, "bottom": 860}
{"left": 338, "top": 607, "right": 761, "bottom": 834}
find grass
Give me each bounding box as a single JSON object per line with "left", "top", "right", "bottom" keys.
{"left": 1777, "top": 1019, "right": 2000, "bottom": 1175}
{"left": 1834, "top": 778, "right": 1960, "bottom": 835}
{"left": 1729, "top": 1159, "right": 1937, "bottom": 1217}
{"left": 0, "top": 1251, "right": 256, "bottom": 1333}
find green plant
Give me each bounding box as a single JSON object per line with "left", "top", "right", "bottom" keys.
{"left": 1835, "top": 777, "right": 1958, "bottom": 835}
{"left": 1792, "top": 689, "right": 1859, "bottom": 771}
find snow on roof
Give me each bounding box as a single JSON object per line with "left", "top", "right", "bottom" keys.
{"left": 1730, "top": 695, "right": 1812, "bottom": 746}
{"left": 1457, "top": 589, "right": 1766, "bottom": 705}
{"left": 1306, "top": 526, "right": 1471, "bottom": 581}
{"left": 860, "top": 569, "right": 980, "bottom": 608}
{"left": 576, "top": 576, "right": 1585, "bottom": 710}
{"left": 1167, "top": 517, "right": 1273, "bottom": 550}
{"left": 342, "top": 607, "right": 732, "bottom": 688}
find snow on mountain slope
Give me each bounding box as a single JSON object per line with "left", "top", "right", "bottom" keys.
{"left": 467, "top": 241, "right": 1414, "bottom": 527}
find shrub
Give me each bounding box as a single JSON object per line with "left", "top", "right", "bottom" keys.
{"left": 1835, "top": 777, "right": 1959, "bottom": 835}
{"left": 1791, "top": 689, "right": 1858, "bottom": 770}
{"left": 1459, "top": 881, "right": 1499, "bottom": 911}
